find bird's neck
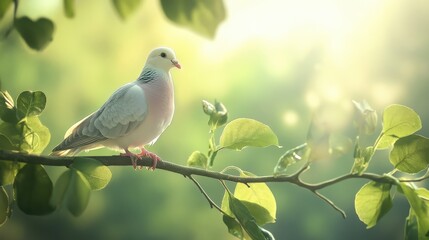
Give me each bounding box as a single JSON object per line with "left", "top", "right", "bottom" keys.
{"left": 137, "top": 67, "right": 169, "bottom": 84}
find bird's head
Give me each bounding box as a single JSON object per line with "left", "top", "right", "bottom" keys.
{"left": 146, "top": 47, "right": 181, "bottom": 71}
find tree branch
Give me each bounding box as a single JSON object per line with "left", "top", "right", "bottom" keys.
{"left": 1, "top": 150, "right": 424, "bottom": 219}
{"left": 0, "top": 150, "right": 409, "bottom": 186}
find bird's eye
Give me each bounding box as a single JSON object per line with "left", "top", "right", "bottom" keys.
{"left": 160, "top": 52, "right": 167, "bottom": 58}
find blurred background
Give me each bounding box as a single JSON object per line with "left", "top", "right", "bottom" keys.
{"left": 1, "top": 0, "right": 429, "bottom": 239}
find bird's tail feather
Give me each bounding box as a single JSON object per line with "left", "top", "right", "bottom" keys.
{"left": 49, "top": 148, "right": 80, "bottom": 157}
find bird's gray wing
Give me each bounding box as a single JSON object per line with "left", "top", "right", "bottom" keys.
{"left": 53, "top": 83, "right": 147, "bottom": 151}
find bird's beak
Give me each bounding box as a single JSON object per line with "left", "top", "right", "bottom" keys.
{"left": 171, "top": 59, "right": 181, "bottom": 69}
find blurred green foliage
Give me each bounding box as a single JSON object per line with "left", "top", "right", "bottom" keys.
{"left": 1, "top": 0, "right": 429, "bottom": 240}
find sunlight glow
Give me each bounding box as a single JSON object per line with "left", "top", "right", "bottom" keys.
{"left": 283, "top": 110, "right": 299, "bottom": 126}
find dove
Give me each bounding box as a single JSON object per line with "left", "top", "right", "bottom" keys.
{"left": 51, "top": 47, "right": 181, "bottom": 170}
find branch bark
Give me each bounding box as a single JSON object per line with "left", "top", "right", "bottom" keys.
{"left": 0, "top": 150, "right": 398, "bottom": 187}
{"left": 0, "top": 150, "right": 415, "bottom": 218}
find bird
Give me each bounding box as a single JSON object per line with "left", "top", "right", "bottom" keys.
{"left": 51, "top": 47, "right": 181, "bottom": 170}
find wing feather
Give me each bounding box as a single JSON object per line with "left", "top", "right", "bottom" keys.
{"left": 52, "top": 82, "right": 148, "bottom": 152}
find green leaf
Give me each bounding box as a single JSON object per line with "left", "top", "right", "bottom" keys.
{"left": 0, "top": 161, "right": 19, "bottom": 186}
{"left": 228, "top": 194, "right": 267, "bottom": 240}
{"left": 51, "top": 170, "right": 71, "bottom": 210}
{"left": 20, "top": 116, "right": 51, "bottom": 154}
{"left": 202, "top": 100, "right": 228, "bottom": 129}
{"left": 16, "top": 91, "right": 46, "bottom": 120}
{"left": 14, "top": 17, "right": 55, "bottom": 51}
{"left": 259, "top": 227, "right": 275, "bottom": 240}
{"left": 274, "top": 143, "right": 309, "bottom": 175}
{"left": 64, "top": 0, "right": 75, "bottom": 18}
{"left": 0, "top": 91, "right": 17, "bottom": 123}
{"left": 223, "top": 214, "right": 244, "bottom": 239}
{"left": 234, "top": 172, "right": 276, "bottom": 225}
{"left": 405, "top": 209, "right": 419, "bottom": 240}
{"left": 351, "top": 139, "right": 374, "bottom": 175}
{"left": 112, "top": 0, "right": 142, "bottom": 20}
{"left": 0, "top": 122, "right": 21, "bottom": 151}
{"left": 52, "top": 169, "right": 91, "bottom": 217}
{"left": 399, "top": 183, "right": 429, "bottom": 240}
{"left": 220, "top": 118, "right": 279, "bottom": 150}
{"left": 355, "top": 181, "right": 392, "bottom": 228}
{"left": 187, "top": 151, "right": 208, "bottom": 169}
{"left": 221, "top": 171, "right": 276, "bottom": 226}
{"left": 67, "top": 171, "right": 91, "bottom": 217}
{"left": 377, "top": 104, "right": 422, "bottom": 149}
{"left": 160, "top": 0, "right": 226, "bottom": 39}
{"left": 70, "top": 158, "right": 112, "bottom": 191}
{"left": 390, "top": 135, "right": 429, "bottom": 174}
{"left": 13, "top": 164, "right": 55, "bottom": 215}
{"left": 0, "top": 0, "right": 12, "bottom": 20}
{"left": 0, "top": 186, "right": 9, "bottom": 227}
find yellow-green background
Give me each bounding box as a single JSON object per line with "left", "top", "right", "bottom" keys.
{"left": 1, "top": 0, "right": 429, "bottom": 239}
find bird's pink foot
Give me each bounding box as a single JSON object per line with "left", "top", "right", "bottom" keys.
{"left": 138, "top": 148, "right": 161, "bottom": 170}
{"left": 121, "top": 149, "right": 142, "bottom": 170}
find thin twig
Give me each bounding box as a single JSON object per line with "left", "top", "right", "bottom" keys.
{"left": 187, "top": 175, "right": 227, "bottom": 215}
{"left": 312, "top": 190, "right": 347, "bottom": 219}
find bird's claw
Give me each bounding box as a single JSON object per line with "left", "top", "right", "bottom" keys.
{"left": 121, "top": 148, "right": 161, "bottom": 170}
{"left": 138, "top": 149, "right": 161, "bottom": 171}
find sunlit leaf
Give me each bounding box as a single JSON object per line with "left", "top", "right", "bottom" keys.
{"left": 377, "top": 104, "right": 421, "bottom": 149}
{"left": 160, "top": 0, "right": 226, "bottom": 39}
{"left": 390, "top": 135, "right": 429, "bottom": 174}
{"left": 221, "top": 171, "right": 276, "bottom": 227}
{"left": 52, "top": 169, "right": 91, "bottom": 217}
{"left": 13, "top": 164, "right": 55, "bottom": 215}
{"left": 187, "top": 151, "right": 207, "bottom": 169}
{"left": 0, "top": 161, "right": 20, "bottom": 186}
{"left": 70, "top": 158, "right": 112, "bottom": 191}
{"left": 0, "top": 91, "right": 16, "bottom": 123}
{"left": 234, "top": 172, "right": 276, "bottom": 225}
{"left": 112, "top": 0, "right": 142, "bottom": 20}
{"left": 220, "top": 118, "right": 279, "bottom": 150}
{"left": 274, "top": 143, "right": 309, "bottom": 175}
{"left": 64, "top": 0, "right": 75, "bottom": 18}
{"left": 223, "top": 214, "right": 243, "bottom": 239}
{"left": 227, "top": 193, "right": 266, "bottom": 240}
{"left": 21, "top": 116, "right": 51, "bottom": 154}
{"left": 14, "top": 17, "right": 55, "bottom": 51}
{"left": 0, "top": 0, "right": 12, "bottom": 20}
{"left": 0, "top": 186, "right": 9, "bottom": 227}
{"left": 355, "top": 181, "right": 392, "bottom": 228}
{"left": 16, "top": 91, "right": 46, "bottom": 120}
{"left": 398, "top": 183, "right": 429, "bottom": 240}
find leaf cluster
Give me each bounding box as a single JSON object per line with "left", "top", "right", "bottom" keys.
{"left": 0, "top": 90, "right": 112, "bottom": 226}
{"left": 1, "top": 92, "right": 429, "bottom": 240}
{"left": 189, "top": 100, "right": 279, "bottom": 239}
{"left": 0, "top": 0, "right": 226, "bottom": 51}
